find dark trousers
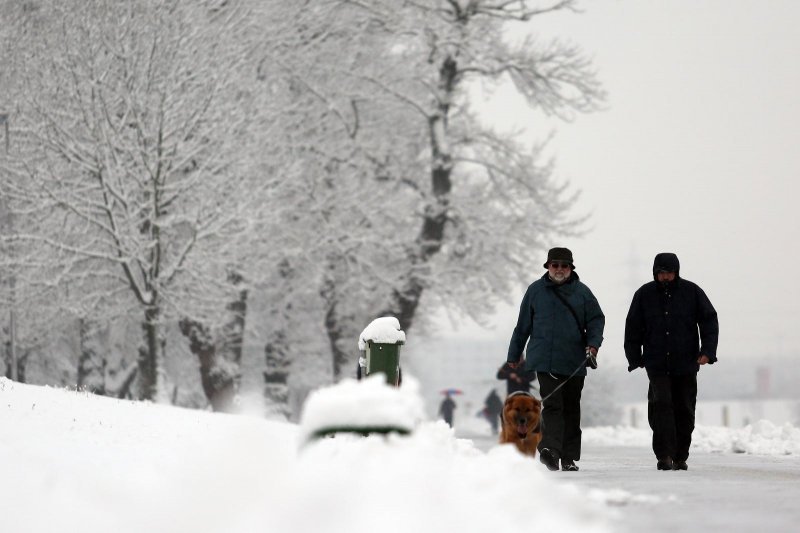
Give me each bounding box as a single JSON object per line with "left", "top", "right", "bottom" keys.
{"left": 536, "top": 372, "right": 585, "bottom": 461}
{"left": 647, "top": 373, "right": 697, "bottom": 461}
{"left": 488, "top": 414, "right": 499, "bottom": 435}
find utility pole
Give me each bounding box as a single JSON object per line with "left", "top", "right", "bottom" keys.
{"left": 0, "top": 112, "right": 16, "bottom": 381}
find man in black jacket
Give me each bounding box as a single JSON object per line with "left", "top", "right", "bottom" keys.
{"left": 624, "top": 252, "right": 719, "bottom": 471}
{"left": 496, "top": 361, "right": 537, "bottom": 396}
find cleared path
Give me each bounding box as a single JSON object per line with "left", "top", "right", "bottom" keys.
{"left": 467, "top": 434, "right": 800, "bottom": 533}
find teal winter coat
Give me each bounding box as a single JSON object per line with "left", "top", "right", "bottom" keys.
{"left": 507, "top": 272, "right": 605, "bottom": 377}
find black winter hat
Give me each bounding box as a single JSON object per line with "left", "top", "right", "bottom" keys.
{"left": 543, "top": 247, "right": 575, "bottom": 269}
{"left": 652, "top": 252, "right": 680, "bottom": 276}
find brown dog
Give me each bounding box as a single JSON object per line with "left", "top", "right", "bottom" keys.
{"left": 499, "top": 391, "right": 542, "bottom": 458}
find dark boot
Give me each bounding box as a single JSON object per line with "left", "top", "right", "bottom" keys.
{"left": 539, "top": 448, "right": 560, "bottom": 471}
{"left": 673, "top": 460, "right": 688, "bottom": 470}
{"left": 657, "top": 456, "right": 674, "bottom": 471}
{"left": 561, "top": 458, "right": 579, "bottom": 472}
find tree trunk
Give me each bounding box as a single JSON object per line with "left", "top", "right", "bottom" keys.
{"left": 220, "top": 271, "right": 247, "bottom": 372}
{"left": 320, "top": 272, "right": 357, "bottom": 381}
{"left": 108, "top": 364, "right": 138, "bottom": 399}
{"left": 179, "top": 271, "right": 247, "bottom": 412}
{"left": 137, "top": 306, "right": 162, "bottom": 401}
{"left": 378, "top": 55, "right": 456, "bottom": 331}
{"left": 262, "top": 259, "right": 294, "bottom": 416}
{"left": 179, "top": 318, "right": 237, "bottom": 412}
{"left": 263, "top": 329, "right": 290, "bottom": 418}
{"left": 3, "top": 343, "right": 25, "bottom": 383}
{"left": 77, "top": 318, "right": 106, "bottom": 394}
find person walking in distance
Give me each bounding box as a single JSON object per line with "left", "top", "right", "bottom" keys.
{"left": 624, "top": 252, "right": 719, "bottom": 471}
{"left": 496, "top": 360, "right": 537, "bottom": 396}
{"left": 483, "top": 389, "right": 504, "bottom": 435}
{"left": 506, "top": 247, "right": 605, "bottom": 472}
{"left": 439, "top": 393, "right": 456, "bottom": 427}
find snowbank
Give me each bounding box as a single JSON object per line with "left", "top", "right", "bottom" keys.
{"left": 3, "top": 375, "right": 800, "bottom": 533}
{"left": 298, "top": 375, "right": 425, "bottom": 441}
{"left": 584, "top": 421, "right": 800, "bottom": 456}
{"left": 0, "top": 377, "right": 611, "bottom": 533}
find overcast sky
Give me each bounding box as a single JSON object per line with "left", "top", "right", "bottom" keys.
{"left": 435, "top": 0, "right": 800, "bottom": 366}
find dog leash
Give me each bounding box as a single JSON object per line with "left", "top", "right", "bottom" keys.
{"left": 539, "top": 353, "right": 593, "bottom": 404}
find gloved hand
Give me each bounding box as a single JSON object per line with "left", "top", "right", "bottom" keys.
{"left": 627, "top": 359, "right": 644, "bottom": 372}
{"left": 585, "top": 346, "right": 598, "bottom": 369}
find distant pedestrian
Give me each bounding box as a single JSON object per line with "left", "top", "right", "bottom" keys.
{"left": 483, "top": 389, "right": 504, "bottom": 435}
{"left": 624, "top": 252, "right": 719, "bottom": 471}
{"left": 496, "top": 361, "right": 536, "bottom": 396}
{"left": 439, "top": 394, "right": 456, "bottom": 427}
{"left": 506, "top": 247, "right": 605, "bottom": 472}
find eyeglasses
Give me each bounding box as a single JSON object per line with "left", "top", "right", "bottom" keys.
{"left": 549, "top": 262, "right": 571, "bottom": 269}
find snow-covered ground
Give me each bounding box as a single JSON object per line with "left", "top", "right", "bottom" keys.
{"left": 2, "top": 375, "right": 799, "bottom": 533}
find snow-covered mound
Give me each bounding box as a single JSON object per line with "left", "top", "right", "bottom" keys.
{"left": 3, "top": 375, "right": 798, "bottom": 533}
{"left": 0, "top": 377, "right": 613, "bottom": 533}
{"left": 298, "top": 374, "right": 425, "bottom": 441}
{"left": 584, "top": 421, "right": 800, "bottom": 456}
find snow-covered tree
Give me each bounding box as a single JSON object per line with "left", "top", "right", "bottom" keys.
{"left": 1, "top": 0, "right": 607, "bottom": 421}
{"left": 288, "top": 0, "right": 605, "bottom": 379}
{"left": 1, "top": 0, "right": 270, "bottom": 402}
{"left": 235, "top": 1, "right": 424, "bottom": 399}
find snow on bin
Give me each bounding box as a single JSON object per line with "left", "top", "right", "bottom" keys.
{"left": 357, "top": 316, "right": 406, "bottom": 386}
{"left": 299, "top": 374, "right": 425, "bottom": 443}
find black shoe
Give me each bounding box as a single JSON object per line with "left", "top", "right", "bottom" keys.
{"left": 561, "top": 459, "right": 579, "bottom": 472}
{"left": 539, "top": 448, "right": 560, "bottom": 471}
{"left": 656, "top": 456, "right": 674, "bottom": 470}
{"left": 673, "top": 460, "right": 688, "bottom": 470}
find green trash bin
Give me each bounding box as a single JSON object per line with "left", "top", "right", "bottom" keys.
{"left": 364, "top": 339, "right": 403, "bottom": 386}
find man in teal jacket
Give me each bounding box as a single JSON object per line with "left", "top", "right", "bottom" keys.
{"left": 506, "top": 247, "right": 605, "bottom": 471}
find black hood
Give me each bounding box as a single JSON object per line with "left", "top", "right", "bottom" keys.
{"left": 652, "top": 253, "right": 680, "bottom": 280}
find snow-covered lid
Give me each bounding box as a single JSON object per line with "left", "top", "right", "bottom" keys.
{"left": 358, "top": 316, "right": 406, "bottom": 351}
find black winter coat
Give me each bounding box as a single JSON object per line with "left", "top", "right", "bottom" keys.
{"left": 496, "top": 362, "right": 536, "bottom": 395}
{"left": 508, "top": 272, "right": 605, "bottom": 377}
{"left": 624, "top": 274, "right": 719, "bottom": 376}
